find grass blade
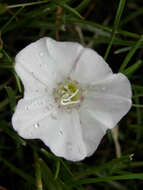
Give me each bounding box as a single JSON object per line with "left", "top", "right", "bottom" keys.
{"left": 104, "top": 0, "right": 126, "bottom": 60}
{"left": 73, "top": 173, "right": 143, "bottom": 185}
{"left": 0, "top": 157, "right": 35, "bottom": 185}
{"left": 123, "top": 60, "right": 142, "bottom": 76}
{"left": 119, "top": 36, "right": 143, "bottom": 72}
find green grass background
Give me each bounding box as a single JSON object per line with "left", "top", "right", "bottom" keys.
{"left": 0, "top": 0, "right": 143, "bottom": 189}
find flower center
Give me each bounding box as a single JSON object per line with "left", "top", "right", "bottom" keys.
{"left": 53, "top": 78, "right": 83, "bottom": 109}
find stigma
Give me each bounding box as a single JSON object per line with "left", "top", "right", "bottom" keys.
{"left": 53, "top": 77, "right": 83, "bottom": 109}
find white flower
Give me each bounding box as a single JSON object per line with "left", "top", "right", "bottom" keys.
{"left": 12, "top": 37, "right": 132, "bottom": 161}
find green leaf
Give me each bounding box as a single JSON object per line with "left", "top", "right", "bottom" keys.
{"left": 74, "top": 154, "right": 133, "bottom": 179}
{"left": 54, "top": 160, "right": 61, "bottom": 179}
{"left": 114, "top": 47, "right": 131, "bottom": 54}
{"left": 1, "top": 7, "right": 24, "bottom": 32}
{"left": 5, "top": 86, "right": 16, "bottom": 113}
{"left": 41, "top": 148, "right": 58, "bottom": 160}
{"left": 57, "top": 2, "right": 84, "bottom": 19}
{"left": 0, "top": 121, "right": 26, "bottom": 145}
{"left": 119, "top": 36, "right": 143, "bottom": 72}
{"left": 0, "top": 156, "right": 35, "bottom": 185}
{"left": 132, "top": 84, "right": 143, "bottom": 91}
{"left": 39, "top": 159, "right": 63, "bottom": 190}
{"left": 121, "top": 7, "right": 143, "bottom": 26}
{"left": 132, "top": 104, "right": 143, "bottom": 108}
{"left": 67, "top": 18, "right": 141, "bottom": 39}
{"left": 41, "top": 148, "right": 73, "bottom": 177}
{"left": 7, "top": 0, "right": 50, "bottom": 9}
{"left": 34, "top": 151, "right": 43, "bottom": 190}
{"left": 0, "top": 3, "right": 7, "bottom": 14}
{"left": 122, "top": 60, "right": 142, "bottom": 76}
{"left": 0, "top": 98, "right": 9, "bottom": 109}
{"left": 104, "top": 0, "right": 126, "bottom": 60}
{"left": 13, "top": 71, "right": 22, "bottom": 93}
{"left": 75, "top": 0, "right": 91, "bottom": 12}
{"left": 0, "top": 64, "right": 13, "bottom": 69}
{"left": 73, "top": 173, "right": 143, "bottom": 185}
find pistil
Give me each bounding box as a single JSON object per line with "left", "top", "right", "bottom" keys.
{"left": 53, "top": 78, "right": 83, "bottom": 109}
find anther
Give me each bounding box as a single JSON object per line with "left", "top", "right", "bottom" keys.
{"left": 61, "top": 99, "right": 80, "bottom": 106}
{"left": 61, "top": 89, "right": 80, "bottom": 106}
{"left": 54, "top": 79, "right": 83, "bottom": 109}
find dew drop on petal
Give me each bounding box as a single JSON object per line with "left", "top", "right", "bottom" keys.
{"left": 34, "top": 123, "right": 40, "bottom": 128}
{"left": 27, "top": 131, "right": 33, "bottom": 137}
{"left": 67, "top": 142, "right": 72, "bottom": 152}
{"left": 45, "top": 106, "right": 49, "bottom": 111}
{"left": 49, "top": 103, "right": 53, "bottom": 110}
{"left": 102, "top": 87, "right": 106, "bottom": 91}
{"left": 100, "top": 86, "right": 106, "bottom": 92}
{"left": 45, "top": 103, "right": 53, "bottom": 112}
{"left": 78, "top": 147, "right": 82, "bottom": 155}
{"left": 39, "top": 52, "right": 44, "bottom": 57}
{"left": 39, "top": 101, "right": 44, "bottom": 106}
{"left": 31, "top": 71, "right": 34, "bottom": 75}
{"left": 25, "top": 106, "right": 29, "bottom": 110}
{"left": 50, "top": 112, "right": 57, "bottom": 120}
{"left": 59, "top": 130, "right": 63, "bottom": 135}
{"left": 45, "top": 88, "right": 48, "bottom": 92}
{"left": 118, "top": 100, "right": 123, "bottom": 104}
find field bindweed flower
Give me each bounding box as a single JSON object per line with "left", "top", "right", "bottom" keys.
{"left": 12, "top": 37, "right": 132, "bottom": 161}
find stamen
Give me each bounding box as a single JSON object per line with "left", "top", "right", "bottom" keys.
{"left": 66, "top": 77, "right": 71, "bottom": 80}
{"left": 61, "top": 89, "right": 80, "bottom": 105}
{"left": 61, "top": 99, "right": 80, "bottom": 105}
{"left": 54, "top": 78, "right": 83, "bottom": 109}
{"left": 63, "top": 89, "right": 79, "bottom": 101}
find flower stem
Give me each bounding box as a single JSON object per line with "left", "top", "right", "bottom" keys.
{"left": 34, "top": 151, "right": 43, "bottom": 190}
{"left": 111, "top": 125, "right": 121, "bottom": 158}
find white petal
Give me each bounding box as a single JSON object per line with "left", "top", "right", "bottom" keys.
{"left": 12, "top": 95, "right": 56, "bottom": 139}
{"left": 45, "top": 38, "right": 84, "bottom": 76}
{"left": 90, "top": 73, "right": 132, "bottom": 98}
{"left": 15, "top": 38, "right": 61, "bottom": 90}
{"left": 82, "top": 73, "right": 132, "bottom": 129}
{"left": 15, "top": 37, "right": 84, "bottom": 93}
{"left": 71, "top": 48, "right": 112, "bottom": 84}
{"left": 15, "top": 63, "right": 48, "bottom": 99}
{"left": 12, "top": 99, "right": 87, "bottom": 161}
{"left": 79, "top": 109, "right": 106, "bottom": 157}
{"left": 41, "top": 109, "right": 87, "bottom": 161}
